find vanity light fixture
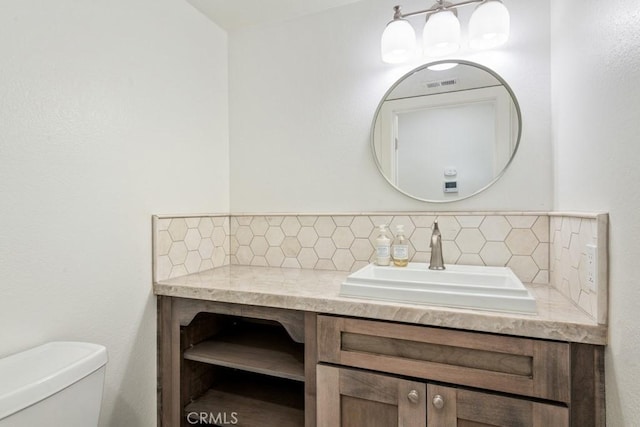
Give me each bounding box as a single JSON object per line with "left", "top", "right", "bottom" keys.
{"left": 381, "top": 0, "right": 510, "bottom": 64}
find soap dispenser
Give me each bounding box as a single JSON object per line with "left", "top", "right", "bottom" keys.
{"left": 392, "top": 225, "right": 409, "bottom": 267}
{"left": 375, "top": 225, "right": 391, "bottom": 266}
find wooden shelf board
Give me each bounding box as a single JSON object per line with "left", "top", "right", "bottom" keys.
{"left": 184, "top": 324, "right": 305, "bottom": 382}
{"left": 185, "top": 375, "right": 304, "bottom": 427}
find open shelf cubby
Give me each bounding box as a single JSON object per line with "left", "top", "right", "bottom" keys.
{"left": 180, "top": 312, "right": 306, "bottom": 427}
{"left": 184, "top": 321, "right": 305, "bottom": 382}
{"left": 184, "top": 370, "right": 305, "bottom": 427}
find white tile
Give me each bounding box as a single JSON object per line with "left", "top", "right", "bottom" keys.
{"left": 435, "top": 216, "right": 461, "bottom": 241}
{"left": 198, "top": 217, "right": 214, "bottom": 238}
{"left": 506, "top": 215, "right": 537, "bottom": 228}
{"left": 410, "top": 227, "right": 432, "bottom": 252}
{"left": 455, "top": 215, "right": 484, "bottom": 228}
{"left": 265, "top": 247, "right": 285, "bottom": 267}
{"left": 442, "top": 240, "right": 461, "bottom": 264}
{"left": 315, "top": 259, "right": 336, "bottom": 270}
{"left": 281, "top": 217, "right": 302, "bottom": 237}
{"left": 350, "top": 238, "right": 374, "bottom": 261}
{"left": 281, "top": 236, "right": 302, "bottom": 257}
{"left": 298, "top": 248, "right": 319, "bottom": 269}
{"left": 457, "top": 254, "right": 484, "bottom": 266}
{"left": 235, "top": 246, "right": 253, "bottom": 265}
{"left": 410, "top": 215, "right": 436, "bottom": 228}
{"left": 455, "top": 229, "right": 486, "bottom": 253}
{"left": 390, "top": 216, "right": 415, "bottom": 238}
{"left": 505, "top": 229, "right": 539, "bottom": 256}
{"left": 156, "top": 218, "right": 171, "bottom": 231}
{"left": 532, "top": 270, "right": 549, "bottom": 284}
{"left": 212, "top": 226, "right": 226, "bottom": 247}
{"left": 185, "top": 217, "right": 200, "bottom": 228}
{"left": 236, "top": 226, "right": 253, "bottom": 246}
{"left": 251, "top": 256, "right": 268, "bottom": 267}
{"left": 351, "top": 216, "right": 374, "bottom": 239}
{"left": 265, "top": 227, "right": 285, "bottom": 247}
{"left": 332, "top": 227, "right": 355, "bottom": 249}
{"left": 569, "top": 267, "right": 581, "bottom": 301}
{"left": 236, "top": 216, "right": 251, "bottom": 226}
{"left": 250, "top": 217, "right": 269, "bottom": 236}
{"left": 479, "top": 216, "right": 511, "bottom": 241}
{"left": 213, "top": 216, "right": 227, "bottom": 227}
{"left": 168, "top": 218, "right": 188, "bottom": 241}
{"left": 281, "top": 258, "right": 301, "bottom": 269}
{"left": 333, "top": 249, "right": 355, "bottom": 271}
{"left": 184, "top": 251, "right": 202, "bottom": 274}
{"left": 184, "top": 228, "right": 201, "bottom": 251}
{"left": 266, "top": 216, "right": 284, "bottom": 226}
{"left": 532, "top": 243, "right": 549, "bottom": 270}
{"left": 578, "top": 219, "right": 595, "bottom": 248}
{"left": 229, "top": 236, "right": 239, "bottom": 255}
{"left": 168, "top": 241, "right": 188, "bottom": 265}
{"left": 156, "top": 230, "right": 172, "bottom": 256}
{"left": 156, "top": 255, "right": 173, "bottom": 282}
{"left": 314, "top": 237, "right": 337, "bottom": 259}
{"left": 298, "top": 227, "right": 319, "bottom": 248}
{"left": 212, "top": 247, "right": 226, "bottom": 267}
{"left": 507, "top": 256, "right": 539, "bottom": 283}
{"left": 169, "top": 265, "right": 188, "bottom": 279}
{"left": 479, "top": 242, "right": 511, "bottom": 266}
{"left": 315, "top": 217, "right": 337, "bottom": 237}
{"left": 333, "top": 216, "right": 354, "bottom": 226}
{"left": 199, "top": 259, "right": 214, "bottom": 271}
{"left": 298, "top": 215, "right": 318, "bottom": 226}
{"left": 568, "top": 234, "right": 582, "bottom": 268}
{"left": 351, "top": 261, "right": 369, "bottom": 271}
{"left": 250, "top": 236, "right": 269, "bottom": 256}
{"left": 198, "top": 238, "right": 214, "bottom": 259}
{"left": 531, "top": 216, "right": 549, "bottom": 243}
{"left": 561, "top": 219, "right": 572, "bottom": 248}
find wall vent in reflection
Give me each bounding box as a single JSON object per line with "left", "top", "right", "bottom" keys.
{"left": 425, "top": 78, "right": 458, "bottom": 89}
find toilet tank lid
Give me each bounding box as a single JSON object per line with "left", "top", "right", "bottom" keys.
{"left": 0, "top": 341, "right": 108, "bottom": 420}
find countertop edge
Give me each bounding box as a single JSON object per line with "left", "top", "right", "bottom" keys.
{"left": 153, "top": 276, "right": 607, "bottom": 346}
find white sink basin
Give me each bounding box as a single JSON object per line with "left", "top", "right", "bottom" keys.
{"left": 340, "top": 262, "right": 537, "bottom": 314}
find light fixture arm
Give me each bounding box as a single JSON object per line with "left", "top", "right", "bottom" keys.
{"left": 395, "top": 0, "right": 487, "bottom": 19}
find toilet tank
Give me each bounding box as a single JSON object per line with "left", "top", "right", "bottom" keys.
{"left": 0, "top": 342, "right": 108, "bottom": 427}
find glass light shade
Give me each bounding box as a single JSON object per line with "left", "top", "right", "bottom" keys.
{"left": 469, "top": 0, "right": 510, "bottom": 49}
{"left": 423, "top": 10, "right": 460, "bottom": 57}
{"left": 427, "top": 62, "right": 459, "bottom": 71}
{"left": 381, "top": 19, "right": 417, "bottom": 64}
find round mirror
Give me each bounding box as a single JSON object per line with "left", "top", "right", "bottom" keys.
{"left": 371, "top": 60, "right": 522, "bottom": 203}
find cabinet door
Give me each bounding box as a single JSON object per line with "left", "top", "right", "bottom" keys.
{"left": 427, "top": 384, "right": 569, "bottom": 427}
{"left": 317, "top": 365, "right": 426, "bottom": 427}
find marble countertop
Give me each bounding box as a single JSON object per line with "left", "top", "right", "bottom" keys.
{"left": 154, "top": 265, "right": 607, "bottom": 345}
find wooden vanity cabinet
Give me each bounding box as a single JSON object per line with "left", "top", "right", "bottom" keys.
{"left": 158, "top": 298, "right": 604, "bottom": 427}
{"left": 316, "top": 315, "right": 605, "bottom": 427}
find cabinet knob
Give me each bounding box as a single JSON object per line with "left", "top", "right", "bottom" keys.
{"left": 432, "top": 394, "right": 445, "bottom": 409}
{"left": 407, "top": 390, "right": 420, "bottom": 404}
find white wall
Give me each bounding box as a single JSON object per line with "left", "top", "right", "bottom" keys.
{"left": 0, "top": 1, "right": 229, "bottom": 425}
{"left": 229, "top": 0, "right": 552, "bottom": 213}
{"left": 551, "top": 1, "right": 640, "bottom": 425}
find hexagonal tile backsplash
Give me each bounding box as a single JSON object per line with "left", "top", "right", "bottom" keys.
{"left": 549, "top": 214, "right": 608, "bottom": 323}
{"left": 227, "top": 214, "right": 551, "bottom": 284}
{"left": 153, "top": 212, "right": 608, "bottom": 322}
{"left": 154, "top": 216, "right": 230, "bottom": 282}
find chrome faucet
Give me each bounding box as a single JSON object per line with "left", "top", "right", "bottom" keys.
{"left": 429, "top": 220, "right": 445, "bottom": 270}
